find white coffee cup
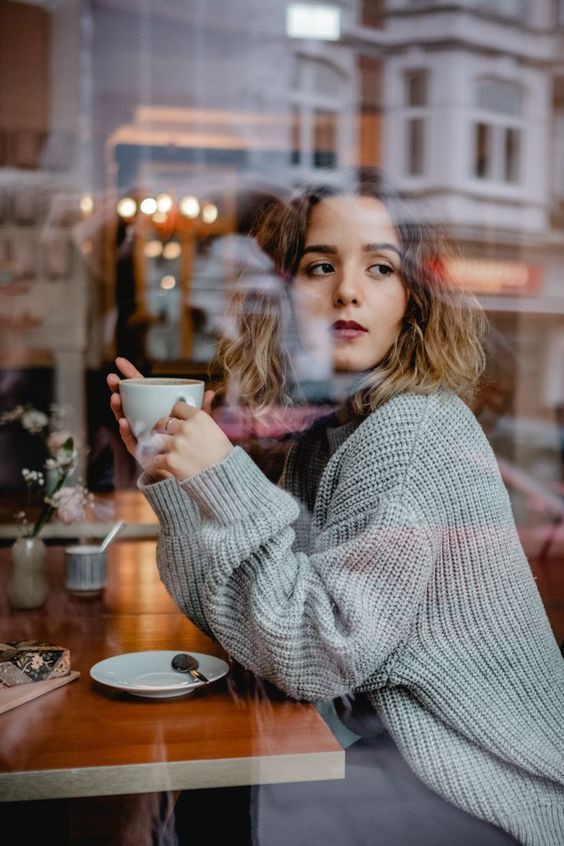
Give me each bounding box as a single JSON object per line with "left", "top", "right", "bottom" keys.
{"left": 119, "top": 378, "right": 205, "bottom": 438}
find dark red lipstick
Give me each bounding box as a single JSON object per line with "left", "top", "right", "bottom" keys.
{"left": 331, "top": 320, "right": 368, "bottom": 340}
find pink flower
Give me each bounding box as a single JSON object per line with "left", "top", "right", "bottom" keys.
{"left": 47, "top": 430, "right": 73, "bottom": 455}
{"left": 54, "top": 487, "right": 87, "bottom": 525}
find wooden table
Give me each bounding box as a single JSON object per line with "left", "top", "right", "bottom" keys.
{"left": 0, "top": 540, "right": 344, "bottom": 802}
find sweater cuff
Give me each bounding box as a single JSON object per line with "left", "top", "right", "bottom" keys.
{"left": 181, "top": 446, "right": 289, "bottom": 525}
{"left": 138, "top": 473, "right": 200, "bottom": 535}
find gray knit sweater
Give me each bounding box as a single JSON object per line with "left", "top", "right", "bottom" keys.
{"left": 140, "top": 389, "right": 564, "bottom": 845}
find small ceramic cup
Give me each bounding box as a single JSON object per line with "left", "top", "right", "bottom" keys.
{"left": 64, "top": 545, "right": 107, "bottom": 596}
{"left": 119, "top": 378, "right": 205, "bottom": 439}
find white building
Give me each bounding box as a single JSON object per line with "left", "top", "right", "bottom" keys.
{"left": 348, "top": 1, "right": 564, "bottom": 437}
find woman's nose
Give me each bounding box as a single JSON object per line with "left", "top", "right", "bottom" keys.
{"left": 333, "top": 271, "right": 362, "bottom": 307}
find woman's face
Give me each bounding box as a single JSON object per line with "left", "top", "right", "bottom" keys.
{"left": 293, "top": 195, "right": 408, "bottom": 373}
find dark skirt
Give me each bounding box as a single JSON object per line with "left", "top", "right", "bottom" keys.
{"left": 252, "top": 730, "right": 519, "bottom": 846}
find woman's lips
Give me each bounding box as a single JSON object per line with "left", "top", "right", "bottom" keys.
{"left": 331, "top": 319, "right": 368, "bottom": 340}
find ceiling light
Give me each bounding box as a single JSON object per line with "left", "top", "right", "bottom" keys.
{"left": 202, "top": 203, "right": 218, "bottom": 224}
{"left": 179, "top": 195, "right": 200, "bottom": 218}
{"left": 117, "top": 197, "right": 137, "bottom": 218}
{"left": 140, "top": 197, "right": 158, "bottom": 215}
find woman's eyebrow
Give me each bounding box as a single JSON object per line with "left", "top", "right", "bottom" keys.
{"left": 301, "top": 244, "right": 337, "bottom": 256}
{"left": 363, "top": 242, "right": 403, "bottom": 258}
{"left": 301, "top": 242, "right": 403, "bottom": 258}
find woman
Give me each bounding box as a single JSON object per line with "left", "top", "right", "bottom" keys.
{"left": 108, "top": 169, "right": 564, "bottom": 845}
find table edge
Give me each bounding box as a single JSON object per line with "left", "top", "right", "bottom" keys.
{"left": 0, "top": 750, "right": 345, "bottom": 801}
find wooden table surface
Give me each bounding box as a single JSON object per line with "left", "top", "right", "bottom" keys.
{"left": 0, "top": 540, "right": 344, "bottom": 802}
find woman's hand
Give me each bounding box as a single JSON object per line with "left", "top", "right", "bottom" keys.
{"left": 106, "top": 356, "right": 148, "bottom": 463}
{"left": 150, "top": 399, "right": 233, "bottom": 481}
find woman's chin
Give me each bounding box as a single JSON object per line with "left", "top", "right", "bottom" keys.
{"left": 333, "top": 354, "right": 377, "bottom": 374}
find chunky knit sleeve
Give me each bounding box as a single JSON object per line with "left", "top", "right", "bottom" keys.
{"left": 177, "top": 446, "right": 436, "bottom": 700}
{"left": 138, "top": 473, "right": 215, "bottom": 639}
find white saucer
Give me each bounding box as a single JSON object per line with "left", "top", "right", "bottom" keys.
{"left": 90, "top": 651, "right": 230, "bottom": 699}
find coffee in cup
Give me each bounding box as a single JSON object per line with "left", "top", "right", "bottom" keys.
{"left": 119, "top": 378, "right": 205, "bottom": 438}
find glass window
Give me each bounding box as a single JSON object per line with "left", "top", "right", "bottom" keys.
{"left": 359, "top": 54, "right": 381, "bottom": 111}
{"left": 472, "top": 78, "right": 524, "bottom": 184}
{"left": 311, "top": 60, "right": 344, "bottom": 98}
{"left": 290, "top": 56, "right": 344, "bottom": 169}
{"left": 2, "top": 12, "right": 564, "bottom": 845}
{"left": 291, "top": 105, "right": 302, "bottom": 165}
{"left": 405, "top": 71, "right": 428, "bottom": 108}
{"left": 476, "top": 79, "right": 523, "bottom": 116}
{"left": 473, "top": 0, "right": 528, "bottom": 21}
{"left": 403, "top": 70, "right": 429, "bottom": 177}
{"left": 504, "top": 126, "right": 520, "bottom": 183}
{"left": 554, "top": 114, "right": 564, "bottom": 201}
{"left": 313, "top": 109, "right": 338, "bottom": 168}
{"left": 474, "top": 122, "right": 492, "bottom": 178}
{"left": 361, "top": 0, "right": 385, "bottom": 28}
{"left": 551, "top": 78, "right": 564, "bottom": 226}
{"left": 358, "top": 54, "right": 381, "bottom": 166}
{"left": 407, "top": 117, "right": 425, "bottom": 175}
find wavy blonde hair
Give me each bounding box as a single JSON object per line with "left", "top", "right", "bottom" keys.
{"left": 214, "top": 168, "right": 487, "bottom": 416}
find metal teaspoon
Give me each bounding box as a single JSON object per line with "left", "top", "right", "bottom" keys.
{"left": 171, "top": 653, "right": 210, "bottom": 683}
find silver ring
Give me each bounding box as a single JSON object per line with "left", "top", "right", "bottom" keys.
{"left": 165, "top": 416, "right": 175, "bottom": 433}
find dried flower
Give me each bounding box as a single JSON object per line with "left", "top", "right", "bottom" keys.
{"left": 0, "top": 405, "right": 24, "bottom": 425}
{"left": 48, "top": 485, "right": 92, "bottom": 525}
{"left": 22, "top": 469, "right": 45, "bottom": 486}
{"left": 47, "top": 430, "right": 73, "bottom": 455}
{"left": 3, "top": 403, "right": 93, "bottom": 538}
{"left": 21, "top": 409, "right": 49, "bottom": 434}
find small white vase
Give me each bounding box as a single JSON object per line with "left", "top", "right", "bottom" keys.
{"left": 7, "top": 536, "right": 49, "bottom": 610}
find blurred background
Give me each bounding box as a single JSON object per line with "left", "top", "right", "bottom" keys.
{"left": 0, "top": 0, "right": 563, "bottom": 629}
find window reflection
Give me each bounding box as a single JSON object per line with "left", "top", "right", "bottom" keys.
{"left": 0, "top": 1, "right": 563, "bottom": 841}
{"left": 473, "top": 79, "right": 524, "bottom": 183}
{"left": 404, "top": 70, "right": 428, "bottom": 176}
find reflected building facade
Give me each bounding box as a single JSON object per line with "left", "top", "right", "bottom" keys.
{"left": 1, "top": 0, "right": 564, "bottom": 500}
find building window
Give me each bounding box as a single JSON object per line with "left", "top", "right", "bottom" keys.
{"left": 313, "top": 109, "right": 337, "bottom": 168}
{"left": 551, "top": 78, "right": 564, "bottom": 227}
{"left": 358, "top": 54, "right": 381, "bottom": 166}
{"left": 291, "top": 105, "right": 302, "bottom": 165}
{"left": 407, "top": 117, "right": 425, "bottom": 176}
{"left": 360, "top": 54, "right": 381, "bottom": 112}
{"left": 472, "top": 78, "right": 524, "bottom": 184}
{"left": 404, "top": 69, "right": 428, "bottom": 177}
{"left": 290, "top": 56, "right": 345, "bottom": 170}
{"left": 473, "top": 0, "right": 528, "bottom": 22}
{"left": 361, "top": 0, "right": 385, "bottom": 28}
{"left": 555, "top": 114, "right": 564, "bottom": 200}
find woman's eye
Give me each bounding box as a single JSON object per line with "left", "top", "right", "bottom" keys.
{"left": 369, "top": 263, "right": 395, "bottom": 278}
{"left": 306, "top": 261, "right": 334, "bottom": 276}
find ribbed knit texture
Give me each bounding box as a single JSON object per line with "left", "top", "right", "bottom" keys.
{"left": 140, "top": 390, "right": 564, "bottom": 845}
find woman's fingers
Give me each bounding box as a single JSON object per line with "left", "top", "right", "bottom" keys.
{"left": 118, "top": 418, "right": 137, "bottom": 454}
{"left": 171, "top": 401, "right": 201, "bottom": 420}
{"left": 110, "top": 391, "right": 123, "bottom": 420}
{"left": 145, "top": 451, "right": 172, "bottom": 477}
{"left": 108, "top": 357, "right": 145, "bottom": 426}
{"left": 107, "top": 357, "right": 143, "bottom": 395}
{"left": 106, "top": 372, "right": 120, "bottom": 394}
{"left": 115, "top": 356, "right": 143, "bottom": 379}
